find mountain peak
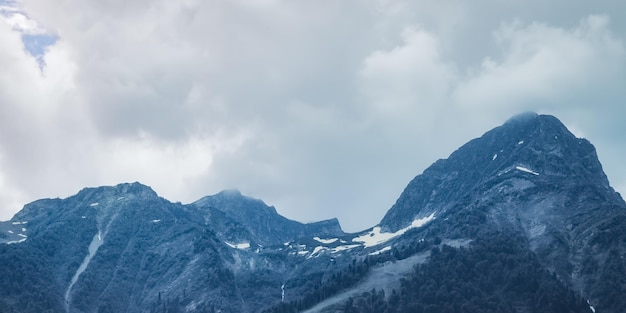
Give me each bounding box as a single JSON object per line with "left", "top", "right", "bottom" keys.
{"left": 196, "top": 189, "right": 276, "bottom": 215}
{"left": 217, "top": 188, "right": 243, "bottom": 197}
{"left": 500, "top": 112, "right": 572, "bottom": 141}
{"left": 380, "top": 113, "right": 617, "bottom": 232}
{"left": 193, "top": 190, "right": 343, "bottom": 246}
{"left": 116, "top": 182, "right": 159, "bottom": 196}
{"left": 504, "top": 111, "right": 539, "bottom": 125}
{"left": 72, "top": 182, "right": 159, "bottom": 203}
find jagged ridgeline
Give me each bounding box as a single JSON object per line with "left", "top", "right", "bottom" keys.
{"left": 1, "top": 113, "right": 625, "bottom": 313}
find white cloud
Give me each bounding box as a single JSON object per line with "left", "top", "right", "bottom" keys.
{"left": 93, "top": 133, "right": 223, "bottom": 201}
{"left": 0, "top": 4, "right": 47, "bottom": 34}
{"left": 0, "top": 1, "right": 625, "bottom": 232}
{"left": 0, "top": 164, "right": 26, "bottom": 221}
{"left": 454, "top": 15, "right": 625, "bottom": 112}
{"left": 359, "top": 26, "right": 456, "bottom": 119}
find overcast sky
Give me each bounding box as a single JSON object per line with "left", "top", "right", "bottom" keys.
{"left": 0, "top": 0, "right": 625, "bottom": 232}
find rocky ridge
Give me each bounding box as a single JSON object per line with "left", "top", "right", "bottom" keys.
{"left": 0, "top": 113, "right": 625, "bottom": 313}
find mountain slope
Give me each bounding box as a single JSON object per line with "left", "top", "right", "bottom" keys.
{"left": 375, "top": 112, "right": 626, "bottom": 312}
{"left": 0, "top": 183, "right": 346, "bottom": 313}
{"left": 268, "top": 113, "right": 626, "bottom": 313}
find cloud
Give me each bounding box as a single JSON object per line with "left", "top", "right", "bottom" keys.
{"left": 0, "top": 0, "right": 625, "bottom": 231}
{"left": 0, "top": 2, "right": 57, "bottom": 65}
{"left": 0, "top": 4, "right": 46, "bottom": 34}
{"left": 455, "top": 15, "right": 625, "bottom": 113}
{"left": 359, "top": 26, "right": 456, "bottom": 120}
{"left": 93, "top": 133, "right": 222, "bottom": 198}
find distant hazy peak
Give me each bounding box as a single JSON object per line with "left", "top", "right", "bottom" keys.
{"left": 216, "top": 189, "right": 243, "bottom": 197}
{"left": 499, "top": 112, "right": 570, "bottom": 138}
{"left": 195, "top": 189, "right": 274, "bottom": 212}
{"left": 504, "top": 111, "right": 539, "bottom": 125}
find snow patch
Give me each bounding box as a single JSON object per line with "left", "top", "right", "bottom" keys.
{"left": 307, "top": 246, "right": 326, "bottom": 259}
{"left": 21, "top": 228, "right": 26, "bottom": 232}
{"left": 117, "top": 197, "right": 125, "bottom": 200}
{"left": 353, "top": 227, "right": 397, "bottom": 248}
{"left": 225, "top": 241, "right": 250, "bottom": 250}
{"left": 353, "top": 213, "right": 436, "bottom": 248}
{"left": 151, "top": 219, "right": 161, "bottom": 223}
{"left": 90, "top": 202, "right": 99, "bottom": 207}
{"left": 281, "top": 284, "right": 285, "bottom": 302}
{"left": 515, "top": 166, "right": 539, "bottom": 176}
{"left": 518, "top": 140, "right": 524, "bottom": 145}
{"left": 331, "top": 244, "right": 360, "bottom": 253}
{"left": 11, "top": 221, "right": 27, "bottom": 225}
{"left": 369, "top": 246, "right": 391, "bottom": 256}
{"left": 7, "top": 230, "right": 13, "bottom": 234}
{"left": 17, "top": 233, "right": 27, "bottom": 238}
{"left": 81, "top": 216, "right": 86, "bottom": 219}
{"left": 65, "top": 230, "right": 105, "bottom": 310}
{"left": 6, "top": 237, "right": 27, "bottom": 244}
{"left": 587, "top": 300, "right": 595, "bottom": 313}
{"left": 492, "top": 154, "right": 498, "bottom": 161}
{"left": 313, "top": 237, "right": 338, "bottom": 244}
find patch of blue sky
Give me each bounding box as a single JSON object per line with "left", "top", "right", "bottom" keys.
{"left": 0, "top": 0, "right": 57, "bottom": 67}
{"left": 22, "top": 33, "right": 58, "bottom": 65}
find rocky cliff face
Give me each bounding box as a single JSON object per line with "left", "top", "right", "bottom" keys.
{"left": 1, "top": 113, "right": 625, "bottom": 313}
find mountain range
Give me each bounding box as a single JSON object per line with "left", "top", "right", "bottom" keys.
{"left": 1, "top": 112, "right": 625, "bottom": 313}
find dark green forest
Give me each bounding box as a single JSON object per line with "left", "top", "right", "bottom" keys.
{"left": 266, "top": 233, "right": 592, "bottom": 313}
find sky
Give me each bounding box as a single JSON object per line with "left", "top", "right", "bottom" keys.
{"left": 0, "top": 0, "right": 625, "bottom": 232}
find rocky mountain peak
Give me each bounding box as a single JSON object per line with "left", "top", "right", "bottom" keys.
{"left": 72, "top": 182, "right": 159, "bottom": 203}
{"left": 380, "top": 113, "right": 617, "bottom": 232}
{"left": 195, "top": 189, "right": 279, "bottom": 218}
{"left": 193, "top": 190, "right": 343, "bottom": 246}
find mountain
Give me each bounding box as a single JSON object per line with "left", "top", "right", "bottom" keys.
{"left": 381, "top": 112, "right": 621, "bottom": 231}
{"left": 378, "top": 112, "right": 626, "bottom": 310}
{"left": 192, "top": 189, "right": 343, "bottom": 247}
{"left": 1, "top": 112, "right": 625, "bottom": 313}
{"left": 0, "top": 182, "right": 349, "bottom": 313}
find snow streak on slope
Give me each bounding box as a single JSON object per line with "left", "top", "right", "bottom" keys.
{"left": 64, "top": 231, "right": 104, "bottom": 312}
{"left": 5, "top": 237, "right": 27, "bottom": 244}
{"left": 281, "top": 284, "right": 285, "bottom": 302}
{"left": 226, "top": 241, "right": 250, "bottom": 250}
{"left": 313, "top": 237, "right": 338, "bottom": 244}
{"left": 515, "top": 166, "right": 540, "bottom": 176}
{"left": 368, "top": 246, "right": 391, "bottom": 256}
{"left": 353, "top": 213, "right": 435, "bottom": 248}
